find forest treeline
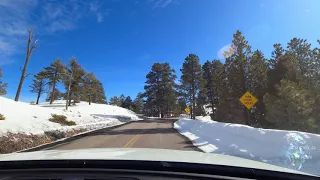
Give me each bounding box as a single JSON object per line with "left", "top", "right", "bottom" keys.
{"left": 111, "top": 30, "right": 320, "bottom": 133}
{"left": 0, "top": 28, "right": 107, "bottom": 106}
{"left": 1, "top": 58, "right": 107, "bottom": 106}
{"left": 1, "top": 30, "right": 320, "bottom": 133}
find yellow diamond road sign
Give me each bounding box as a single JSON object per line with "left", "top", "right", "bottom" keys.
{"left": 184, "top": 107, "right": 190, "bottom": 114}
{"left": 239, "top": 91, "right": 258, "bottom": 110}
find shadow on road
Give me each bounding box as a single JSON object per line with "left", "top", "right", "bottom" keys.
{"left": 89, "top": 127, "right": 175, "bottom": 136}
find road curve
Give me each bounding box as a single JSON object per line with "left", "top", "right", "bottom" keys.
{"left": 49, "top": 119, "right": 199, "bottom": 151}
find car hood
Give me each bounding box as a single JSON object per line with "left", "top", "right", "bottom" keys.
{"left": 0, "top": 148, "right": 309, "bottom": 175}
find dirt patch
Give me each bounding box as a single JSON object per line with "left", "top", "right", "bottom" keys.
{"left": 0, "top": 129, "right": 87, "bottom": 154}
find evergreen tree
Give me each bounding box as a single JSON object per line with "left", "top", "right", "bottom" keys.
{"left": 177, "top": 97, "right": 187, "bottom": 115}
{"left": 269, "top": 43, "right": 284, "bottom": 69}
{"left": 123, "top": 96, "right": 133, "bottom": 109}
{"left": 268, "top": 43, "right": 285, "bottom": 94}
{"left": 110, "top": 96, "right": 122, "bottom": 106}
{"left": 133, "top": 93, "right": 144, "bottom": 114}
{"left": 0, "top": 68, "right": 7, "bottom": 96}
{"left": 42, "top": 59, "right": 65, "bottom": 104}
{"left": 91, "top": 81, "right": 107, "bottom": 104}
{"left": 264, "top": 80, "right": 316, "bottom": 131}
{"left": 30, "top": 71, "right": 47, "bottom": 104}
{"left": 82, "top": 72, "right": 99, "bottom": 105}
{"left": 247, "top": 50, "right": 268, "bottom": 126}
{"left": 264, "top": 38, "right": 319, "bottom": 132}
{"left": 180, "top": 54, "right": 204, "bottom": 119}
{"left": 144, "top": 62, "right": 177, "bottom": 118}
{"left": 119, "top": 94, "right": 126, "bottom": 107}
{"left": 225, "top": 30, "right": 252, "bottom": 124}
{"left": 46, "top": 88, "right": 63, "bottom": 101}
{"left": 202, "top": 60, "right": 229, "bottom": 121}
{"left": 63, "top": 58, "right": 86, "bottom": 106}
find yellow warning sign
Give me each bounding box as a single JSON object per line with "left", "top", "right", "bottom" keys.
{"left": 184, "top": 107, "right": 190, "bottom": 114}
{"left": 239, "top": 91, "right": 258, "bottom": 110}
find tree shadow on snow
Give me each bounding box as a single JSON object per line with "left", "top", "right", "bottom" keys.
{"left": 40, "top": 104, "right": 67, "bottom": 108}
{"left": 90, "top": 114, "right": 133, "bottom": 123}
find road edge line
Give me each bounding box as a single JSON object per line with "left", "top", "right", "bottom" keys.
{"left": 18, "top": 120, "right": 142, "bottom": 153}
{"left": 171, "top": 119, "right": 204, "bottom": 153}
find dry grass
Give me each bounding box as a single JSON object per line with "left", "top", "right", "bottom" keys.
{"left": 0, "top": 128, "right": 88, "bottom": 154}
{"left": 45, "top": 128, "right": 87, "bottom": 140}
{"left": 0, "top": 133, "right": 53, "bottom": 154}
{"left": 49, "top": 114, "right": 76, "bottom": 126}
{"left": 0, "top": 114, "right": 5, "bottom": 120}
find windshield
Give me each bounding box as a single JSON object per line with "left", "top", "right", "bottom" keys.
{"left": 0, "top": 0, "right": 319, "bottom": 177}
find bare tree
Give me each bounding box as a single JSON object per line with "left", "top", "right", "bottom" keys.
{"left": 15, "top": 28, "right": 38, "bottom": 101}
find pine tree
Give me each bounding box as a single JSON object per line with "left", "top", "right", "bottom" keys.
{"left": 180, "top": 54, "right": 203, "bottom": 119}
{"left": 269, "top": 43, "right": 284, "bottom": 69}
{"left": 42, "top": 59, "right": 65, "bottom": 104}
{"left": 47, "top": 88, "right": 63, "bottom": 101}
{"left": 202, "top": 60, "right": 215, "bottom": 117}
{"left": 110, "top": 96, "right": 122, "bottom": 106}
{"left": 0, "top": 68, "right": 7, "bottom": 96}
{"left": 247, "top": 50, "right": 268, "bottom": 126}
{"left": 30, "top": 71, "right": 47, "bottom": 104}
{"left": 264, "top": 80, "right": 316, "bottom": 131}
{"left": 133, "top": 93, "right": 144, "bottom": 114}
{"left": 144, "top": 62, "right": 177, "bottom": 118}
{"left": 225, "top": 30, "right": 252, "bottom": 124}
{"left": 82, "top": 72, "right": 99, "bottom": 105}
{"left": 119, "top": 94, "right": 126, "bottom": 107}
{"left": 123, "top": 96, "right": 133, "bottom": 109}
{"left": 264, "top": 38, "right": 318, "bottom": 132}
{"left": 91, "top": 81, "right": 107, "bottom": 104}
{"left": 63, "top": 58, "right": 86, "bottom": 106}
{"left": 202, "top": 60, "right": 229, "bottom": 121}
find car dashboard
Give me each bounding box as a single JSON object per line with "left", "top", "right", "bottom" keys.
{"left": 0, "top": 160, "right": 316, "bottom": 180}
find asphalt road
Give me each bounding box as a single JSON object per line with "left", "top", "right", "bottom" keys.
{"left": 49, "top": 119, "right": 199, "bottom": 151}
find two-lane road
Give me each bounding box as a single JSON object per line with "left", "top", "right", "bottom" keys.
{"left": 49, "top": 119, "right": 199, "bottom": 151}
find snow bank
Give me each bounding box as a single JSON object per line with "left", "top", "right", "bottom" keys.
{"left": 0, "top": 97, "right": 141, "bottom": 136}
{"left": 174, "top": 117, "right": 320, "bottom": 175}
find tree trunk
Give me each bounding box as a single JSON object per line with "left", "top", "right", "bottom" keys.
{"left": 192, "top": 92, "right": 196, "bottom": 119}
{"left": 36, "top": 91, "right": 41, "bottom": 105}
{"left": 242, "top": 64, "right": 249, "bottom": 125}
{"left": 158, "top": 107, "right": 161, "bottom": 118}
{"left": 68, "top": 90, "right": 72, "bottom": 106}
{"left": 50, "top": 75, "right": 57, "bottom": 104}
{"left": 15, "top": 60, "right": 29, "bottom": 101}
{"left": 89, "top": 95, "right": 91, "bottom": 105}
{"left": 15, "top": 28, "right": 36, "bottom": 102}
{"left": 210, "top": 90, "right": 215, "bottom": 120}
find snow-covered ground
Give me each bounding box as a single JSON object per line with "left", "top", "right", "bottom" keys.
{"left": 0, "top": 97, "right": 141, "bottom": 136}
{"left": 174, "top": 116, "right": 320, "bottom": 176}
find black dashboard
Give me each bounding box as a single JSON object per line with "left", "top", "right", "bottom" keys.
{"left": 0, "top": 160, "right": 316, "bottom": 180}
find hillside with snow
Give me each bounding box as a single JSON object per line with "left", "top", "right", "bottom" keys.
{"left": 174, "top": 116, "right": 320, "bottom": 175}
{"left": 0, "top": 97, "right": 141, "bottom": 136}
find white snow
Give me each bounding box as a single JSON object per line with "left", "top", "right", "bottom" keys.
{"left": 174, "top": 116, "right": 320, "bottom": 175}
{"left": 0, "top": 97, "right": 141, "bottom": 136}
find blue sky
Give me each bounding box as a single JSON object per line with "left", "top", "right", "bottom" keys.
{"left": 1, "top": 0, "right": 320, "bottom": 103}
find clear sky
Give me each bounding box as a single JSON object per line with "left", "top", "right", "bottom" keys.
{"left": 1, "top": 0, "right": 320, "bottom": 103}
